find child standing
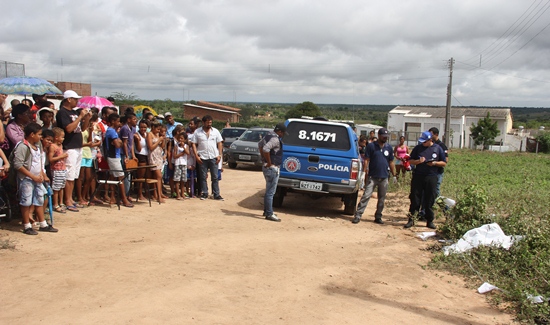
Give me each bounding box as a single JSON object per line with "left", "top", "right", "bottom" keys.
{"left": 41, "top": 128, "right": 54, "bottom": 216}
{"left": 13, "top": 123, "right": 57, "bottom": 235}
{"left": 104, "top": 113, "right": 134, "bottom": 208}
{"left": 172, "top": 133, "right": 189, "bottom": 200}
{"left": 49, "top": 127, "right": 69, "bottom": 213}
{"left": 147, "top": 121, "right": 166, "bottom": 203}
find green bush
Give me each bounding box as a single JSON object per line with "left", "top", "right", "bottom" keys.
{"left": 423, "top": 150, "right": 550, "bottom": 324}
{"left": 439, "top": 185, "right": 493, "bottom": 240}
{"left": 536, "top": 132, "right": 550, "bottom": 153}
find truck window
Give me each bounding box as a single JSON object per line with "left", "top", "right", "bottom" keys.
{"left": 285, "top": 121, "right": 351, "bottom": 150}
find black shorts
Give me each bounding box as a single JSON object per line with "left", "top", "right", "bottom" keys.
{"left": 135, "top": 153, "right": 148, "bottom": 163}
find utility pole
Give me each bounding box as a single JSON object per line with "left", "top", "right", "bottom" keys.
{"left": 444, "top": 58, "right": 454, "bottom": 147}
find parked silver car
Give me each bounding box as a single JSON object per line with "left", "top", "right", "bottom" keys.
{"left": 226, "top": 127, "right": 272, "bottom": 168}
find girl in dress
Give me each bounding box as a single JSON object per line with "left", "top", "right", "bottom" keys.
{"left": 147, "top": 121, "right": 167, "bottom": 203}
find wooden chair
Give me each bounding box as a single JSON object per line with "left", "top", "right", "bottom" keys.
{"left": 90, "top": 159, "right": 124, "bottom": 210}
{"left": 129, "top": 165, "right": 160, "bottom": 207}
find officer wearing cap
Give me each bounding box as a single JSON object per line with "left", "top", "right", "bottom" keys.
{"left": 259, "top": 123, "right": 286, "bottom": 222}
{"left": 352, "top": 127, "right": 397, "bottom": 225}
{"left": 404, "top": 131, "right": 447, "bottom": 229}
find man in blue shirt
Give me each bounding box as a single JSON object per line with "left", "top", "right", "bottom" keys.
{"left": 104, "top": 113, "right": 134, "bottom": 208}
{"left": 404, "top": 131, "right": 447, "bottom": 229}
{"left": 352, "top": 128, "right": 397, "bottom": 225}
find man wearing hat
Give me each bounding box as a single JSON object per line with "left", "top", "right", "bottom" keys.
{"left": 352, "top": 127, "right": 397, "bottom": 225}
{"left": 404, "top": 131, "right": 447, "bottom": 229}
{"left": 56, "top": 90, "right": 92, "bottom": 211}
{"left": 259, "top": 123, "right": 286, "bottom": 222}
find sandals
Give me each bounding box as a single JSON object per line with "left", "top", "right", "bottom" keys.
{"left": 54, "top": 205, "right": 66, "bottom": 214}
{"left": 66, "top": 205, "right": 79, "bottom": 212}
{"left": 122, "top": 203, "right": 134, "bottom": 208}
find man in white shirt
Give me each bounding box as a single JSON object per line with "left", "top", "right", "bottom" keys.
{"left": 190, "top": 115, "right": 224, "bottom": 201}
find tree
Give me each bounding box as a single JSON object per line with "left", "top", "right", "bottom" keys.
{"left": 470, "top": 112, "right": 500, "bottom": 150}
{"left": 109, "top": 91, "right": 139, "bottom": 102}
{"left": 284, "top": 101, "right": 321, "bottom": 119}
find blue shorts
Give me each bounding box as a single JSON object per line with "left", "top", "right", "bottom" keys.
{"left": 18, "top": 178, "right": 45, "bottom": 207}
{"left": 81, "top": 158, "right": 93, "bottom": 168}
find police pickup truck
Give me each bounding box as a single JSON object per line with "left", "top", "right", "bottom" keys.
{"left": 274, "top": 118, "right": 363, "bottom": 215}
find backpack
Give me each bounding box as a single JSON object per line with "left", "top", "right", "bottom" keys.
{"left": 6, "top": 142, "right": 31, "bottom": 190}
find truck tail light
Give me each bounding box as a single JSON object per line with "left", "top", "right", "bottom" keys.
{"left": 351, "top": 159, "right": 359, "bottom": 180}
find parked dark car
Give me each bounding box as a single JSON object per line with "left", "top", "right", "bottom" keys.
{"left": 226, "top": 127, "right": 272, "bottom": 168}
{"left": 221, "top": 127, "right": 247, "bottom": 162}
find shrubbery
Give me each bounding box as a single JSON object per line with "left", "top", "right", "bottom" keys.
{"left": 418, "top": 150, "right": 550, "bottom": 324}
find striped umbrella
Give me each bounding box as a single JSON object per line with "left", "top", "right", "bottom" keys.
{"left": 0, "top": 76, "right": 62, "bottom": 95}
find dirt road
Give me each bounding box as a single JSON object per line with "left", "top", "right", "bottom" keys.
{"left": 0, "top": 166, "right": 512, "bottom": 324}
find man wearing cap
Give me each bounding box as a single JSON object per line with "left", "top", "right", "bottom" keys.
{"left": 164, "top": 112, "right": 182, "bottom": 140}
{"left": 404, "top": 131, "right": 447, "bottom": 229}
{"left": 259, "top": 123, "right": 286, "bottom": 222}
{"left": 352, "top": 128, "right": 397, "bottom": 225}
{"left": 56, "top": 90, "right": 92, "bottom": 211}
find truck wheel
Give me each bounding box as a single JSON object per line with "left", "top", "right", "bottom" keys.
{"left": 273, "top": 186, "right": 285, "bottom": 208}
{"left": 228, "top": 162, "right": 237, "bottom": 169}
{"left": 343, "top": 192, "right": 358, "bottom": 215}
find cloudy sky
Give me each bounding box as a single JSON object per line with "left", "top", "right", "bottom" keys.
{"left": 2, "top": 0, "right": 550, "bottom": 107}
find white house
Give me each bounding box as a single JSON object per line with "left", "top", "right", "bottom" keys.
{"left": 355, "top": 123, "right": 384, "bottom": 137}
{"left": 387, "top": 106, "right": 513, "bottom": 148}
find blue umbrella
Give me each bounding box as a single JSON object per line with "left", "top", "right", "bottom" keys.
{"left": 0, "top": 76, "right": 62, "bottom": 95}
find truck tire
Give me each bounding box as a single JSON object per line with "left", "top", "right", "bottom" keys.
{"left": 343, "top": 192, "right": 358, "bottom": 215}
{"left": 273, "top": 186, "right": 285, "bottom": 208}
{"left": 228, "top": 162, "right": 237, "bottom": 169}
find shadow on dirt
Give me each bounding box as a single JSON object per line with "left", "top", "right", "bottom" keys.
{"left": 322, "top": 284, "right": 489, "bottom": 325}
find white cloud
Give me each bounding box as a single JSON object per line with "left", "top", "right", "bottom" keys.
{"left": 0, "top": 0, "right": 549, "bottom": 106}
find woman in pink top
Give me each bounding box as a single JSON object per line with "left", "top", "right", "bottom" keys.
{"left": 394, "top": 136, "right": 409, "bottom": 179}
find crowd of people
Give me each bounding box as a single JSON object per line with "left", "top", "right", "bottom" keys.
{"left": 0, "top": 90, "right": 225, "bottom": 235}
{"left": 0, "top": 90, "right": 451, "bottom": 234}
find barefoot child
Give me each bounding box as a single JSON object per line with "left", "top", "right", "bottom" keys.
{"left": 172, "top": 132, "right": 189, "bottom": 200}
{"left": 147, "top": 121, "right": 166, "bottom": 203}
{"left": 13, "top": 123, "right": 57, "bottom": 235}
{"left": 49, "top": 127, "right": 69, "bottom": 213}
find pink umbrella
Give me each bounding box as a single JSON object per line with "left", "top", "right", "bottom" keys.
{"left": 77, "top": 96, "right": 113, "bottom": 109}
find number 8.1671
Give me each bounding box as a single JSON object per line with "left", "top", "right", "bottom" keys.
{"left": 298, "top": 130, "right": 336, "bottom": 142}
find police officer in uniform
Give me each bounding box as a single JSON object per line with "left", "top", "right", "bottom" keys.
{"left": 404, "top": 131, "right": 447, "bottom": 229}
{"left": 352, "top": 128, "right": 397, "bottom": 224}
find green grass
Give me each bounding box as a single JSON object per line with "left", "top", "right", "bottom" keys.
{"left": 418, "top": 149, "right": 550, "bottom": 324}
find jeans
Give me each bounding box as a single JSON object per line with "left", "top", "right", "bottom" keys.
{"left": 355, "top": 176, "right": 388, "bottom": 220}
{"left": 199, "top": 158, "right": 220, "bottom": 197}
{"left": 121, "top": 156, "right": 131, "bottom": 197}
{"left": 262, "top": 166, "right": 279, "bottom": 217}
{"left": 409, "top": 174, "right": 438, "bottom": 222}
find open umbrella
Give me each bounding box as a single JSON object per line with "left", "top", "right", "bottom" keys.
{"left": 134, "top": 105, "right": 158, "bottom": 118}
{"left": 77, "top": 96, "right": 113, "bottom": 109}
{"left": 0, "top": 76, "right": 62, "bottom": 95}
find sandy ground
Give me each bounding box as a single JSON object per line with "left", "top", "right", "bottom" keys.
{"left": 0, "top": 166, "right": 513, "bottom": 325}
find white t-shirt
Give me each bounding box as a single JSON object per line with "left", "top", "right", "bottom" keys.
{"left": 28, "top": 146, "right": 42, "bottom": 178}
{"left": 174, "top": 143, "right": 188, "bottom": 166}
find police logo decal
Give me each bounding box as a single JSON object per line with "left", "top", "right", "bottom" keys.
{"left": 283, "top": 157, "right": 301, "bottom": 173}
